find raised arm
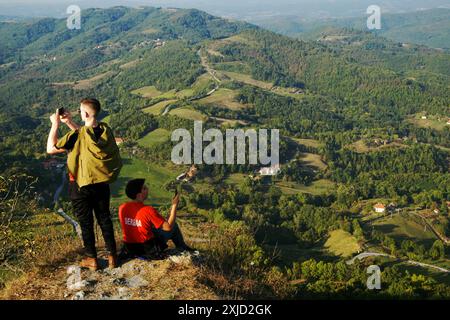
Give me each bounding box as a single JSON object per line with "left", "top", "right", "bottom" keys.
{"left": 46, "top": 113, "right": 65, "bottom": 155}
{"left": 161, "top": 192, "right": 180, "bottom": 231}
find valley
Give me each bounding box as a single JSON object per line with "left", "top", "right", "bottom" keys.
{"left": 0, "top": 5, "right": 449, "bottom": 299}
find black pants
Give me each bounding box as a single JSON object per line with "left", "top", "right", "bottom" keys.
{"left": 70, "top": 182, "right": 117, "bottom": 258}
{"left": 152, "top": 222, "right": 188, "bottom": 249}
{"left": 121, "top": 223, "right": 188, "bottom": 260}
{"left": 121, "top": 239, "right": 163, "bottom": 260}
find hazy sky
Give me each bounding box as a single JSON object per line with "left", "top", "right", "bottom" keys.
{"left": 0, "top": 0, "right": 449, "bottom": 20}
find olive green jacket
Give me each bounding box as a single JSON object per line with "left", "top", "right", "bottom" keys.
{"left": 56, "top": 123, "right": 122, "bottom": 188}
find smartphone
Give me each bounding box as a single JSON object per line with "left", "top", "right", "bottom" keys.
{"left": 57, "top": 107, "right": 65, "bottom": 116}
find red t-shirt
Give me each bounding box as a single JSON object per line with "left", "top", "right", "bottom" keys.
{"left": 118, "top": 202, "right": 165, "bottom": 244}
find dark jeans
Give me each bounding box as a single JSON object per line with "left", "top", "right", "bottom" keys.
{"left": 121, "top": 239, "right": 163, "bottom": 260}
{"left": 152, "top": 222, "right": 188, "bottom": 249}
{"left": 70, "top": 182, "right": 117, "bottom": 258}
{"left": 120, "top": 223, "right": 189, "bottom": 261}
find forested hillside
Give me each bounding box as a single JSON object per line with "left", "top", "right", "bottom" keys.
{"left": 0, "top": 6, "right": 449, "bottom": 299}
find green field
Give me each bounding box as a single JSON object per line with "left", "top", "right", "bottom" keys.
{"left": 372, "top": 214, "right": 438, "bottom": 247}
{"left": 292, "top": 138, "right": 323, "bottom": 149}
{"left": 224, "top": 173, "right": 248, "bottom": 186}
{"left": 324, "top": 229, "right": 361, "bottom": 257}
{"left": 265, "top": 243, "right": 326, "bottom": 266}
{"left": 142, "top": 100, "right": 177, "bottom": 115}
{"left": 137, "top": 128, "right": 170, "bottom": 148}
{"left": 218, "top": 70, "right": 303, "bottom": 99}
{"left": 135, "top": 73, "right": 213, "bottom": 103}
{"left": 191, "top": 73, "right": 215, "bottom": 91}
{"left": 347, "top": 139, "right": 406, "bottom": 153}
{"left": 131, "top": 85, "right": 162, "bottom": 98}
{"left": 196, "top": 88, "right": 246, "bottom": 110}
{"left": 298, "top": 152, "right": 327, "bottom": 170}
{"left": 222, "top": 71, "right": 273, "bottom": 90}
{"left": 110, "top": 153, "right": 178, "bottom": 208}
{"left": 407, "top": 115, "right": 449, "bottom": 131}
{"left": 169, "top": 107, "right": 207, "bottom": 121}
{"left": 276, "top": 179, "right": 335, "bottom": 195}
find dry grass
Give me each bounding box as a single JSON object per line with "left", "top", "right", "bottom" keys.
{"left": 222, "top": 71, "right": 273, "bottom": 90}
{"left": 1, "top": 213, "right": 220, "bottom": 300}
{"left": 1, "top": 203, "right": 292, "bottom": 300}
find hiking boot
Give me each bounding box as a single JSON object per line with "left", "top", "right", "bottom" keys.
{"left": 108, "top": 254, "right": 118, "bottom": 269}
{"left": 80, "top": 257, "right": 99, "bottom": 271}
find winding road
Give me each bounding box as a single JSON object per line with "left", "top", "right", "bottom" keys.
{"left": 346, "top": 251, "right": 449, "bottom": 273}
{"left": 161, "top": 49, "right": 220, "bottom": 117}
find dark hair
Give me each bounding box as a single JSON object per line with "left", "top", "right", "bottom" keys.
{"left": 125, "top": 179, "right": 145, "bottom": 200}
{"left": 80, "top": 98, "right": 101, "bottom": 117}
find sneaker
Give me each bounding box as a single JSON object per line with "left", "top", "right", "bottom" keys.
{"left": 108, "top": 254, "right": 118, "bottom": 269}
{"left": 80, "top": 257, "right": 99, "bottom": 271}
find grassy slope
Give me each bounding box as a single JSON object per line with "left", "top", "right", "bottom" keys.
{"left": 137, "top": 128, "right": 170, "bottom": 148}
{"left": 169, "top": 107, "right": 207, "bottom": 121}
{"left": 142, "top": 100, "right": 177, "bottom": 115}
{"left": 324, "top": 229, "right": 361, "bottom": 258}
{"left": 196, "top": 88, "right": 246, "bottom": 110}
{"left": 372, "top": 214, "right": 438, "bottom": 247}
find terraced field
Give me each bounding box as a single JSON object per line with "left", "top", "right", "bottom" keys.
{"left": 196, "top": 88, "right": 246, "bottom": 110}
{"left": 131, "top": 85, "right": 162, "bottom": 98}
{"left": 52, "top": 71, "right": 115, "bottom": 90}
{"left": 143, "top": 100, "right": 177, "bottom": 115}
{"left": 276, "top": 179, "right": 336, "bottom": 195}
{"left": 169, "top": 107, "right": 207, "bottom": 121}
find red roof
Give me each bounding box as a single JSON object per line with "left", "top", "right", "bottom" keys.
{"left": 374, "top": 203, "right": 385, "bottom": 209}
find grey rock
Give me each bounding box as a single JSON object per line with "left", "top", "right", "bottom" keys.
{"left": 73, "top": 291, "right": 85, "bottom": 300}
{"left": 126, "top": 275, "right": 149, "bottom": 288}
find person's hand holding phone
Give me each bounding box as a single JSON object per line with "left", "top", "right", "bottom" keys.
{"left": 60, "top": 110, "right": 73, "bottom": 124}
{"left": 172, "top": 191, "right": 180, "bottom": 207}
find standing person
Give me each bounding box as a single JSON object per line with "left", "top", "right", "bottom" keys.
{"left": 46, "top": 98, "right": 122, "bottom": 271}
{"left": 118, "top": 179, "right": 195, "bottom": 260}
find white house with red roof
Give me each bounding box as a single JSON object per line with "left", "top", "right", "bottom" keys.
{"left": 373, "top": 203, "right": 386, "bottom": 213}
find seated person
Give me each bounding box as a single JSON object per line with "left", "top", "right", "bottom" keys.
{"left": 118, "top": 178, "right": 195, "bottom": 259}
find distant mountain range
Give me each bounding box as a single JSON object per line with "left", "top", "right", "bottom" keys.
{"left": 253, "top": 8, "right": 450, "bottom": 49}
